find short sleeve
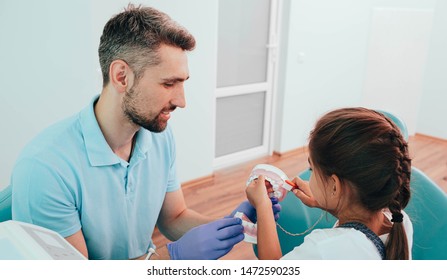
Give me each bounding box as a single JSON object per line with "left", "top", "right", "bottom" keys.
{"left": 11, "top": 158, "right": 81, "bottom": 237}
{"left": 165, "top": 126, "right": 180, "bottom": 193}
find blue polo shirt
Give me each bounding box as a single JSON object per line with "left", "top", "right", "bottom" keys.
{"left": 11, "top": 96, "right": 180, "bottom": 259}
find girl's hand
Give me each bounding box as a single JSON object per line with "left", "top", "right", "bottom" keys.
{"left": 245, "top": 175, "right": 272, "bottom": 209}
{"left": 291, "top": 176, "right": 321, "bottom": 208}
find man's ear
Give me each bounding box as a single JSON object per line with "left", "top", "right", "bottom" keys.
{"left": 109, "top": 60, "right": 133, "bottom": 93}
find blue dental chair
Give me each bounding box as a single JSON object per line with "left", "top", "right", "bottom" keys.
{"left": 0, "top": 185, "right": 12, "bottom": 222}
{"left": 404, "top": 167, "right": 447, "bottom": 259}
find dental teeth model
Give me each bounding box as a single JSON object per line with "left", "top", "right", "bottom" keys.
{"left": 246, "top": 164, "right": 293, "bottom": 202}
{"left": 236, "top": 164, "right": 294, "bottom": 244}
{"left": 234, "top": 211, "right": 257, "bottom": 244}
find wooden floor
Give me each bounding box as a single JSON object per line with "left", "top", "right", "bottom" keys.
{"left": 152, "top": 134, "right": 447, "bottom": 260}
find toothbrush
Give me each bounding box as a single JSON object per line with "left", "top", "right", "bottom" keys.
{"left": 285, "top": 179, "right": 299, "bottom": 190}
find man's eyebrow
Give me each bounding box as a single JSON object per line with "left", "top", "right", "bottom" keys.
{"left": 162, "top": 76, "right": 190, "bottom": 82}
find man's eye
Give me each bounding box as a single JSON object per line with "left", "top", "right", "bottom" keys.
{"left": 164, "top": 83, "right": 174, "bottom": 87}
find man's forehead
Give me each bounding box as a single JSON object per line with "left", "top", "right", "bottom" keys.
{"left": 149, "top": 46, "right": 189, "bottom": 74}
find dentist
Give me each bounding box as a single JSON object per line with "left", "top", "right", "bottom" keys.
{"left": 10, "top": 4, "right": 279, "bottom": 260}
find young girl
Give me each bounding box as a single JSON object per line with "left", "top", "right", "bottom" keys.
{"left": 246, "top": 107, "right": 413, "bottom": 260}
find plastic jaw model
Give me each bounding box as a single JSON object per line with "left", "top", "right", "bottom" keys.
{"left": 246, "top": 164, "right": 292, "bottom": 202}
{"left": 234, "top": 212, "right": 257, "bottom": 244}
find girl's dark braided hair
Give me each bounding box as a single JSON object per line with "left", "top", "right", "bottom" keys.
{"left": 308, "top": 107, "right": 411, "bottom": 259}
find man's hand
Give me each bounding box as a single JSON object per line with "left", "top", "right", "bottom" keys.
{"left": 166, "top": 218, "right": 244, "bottom": 260}
{"left": 228, "top": 198, "right": 281, "bottom": 223}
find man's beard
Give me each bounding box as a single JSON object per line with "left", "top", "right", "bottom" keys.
{"left": 125, "top": 108, "right": 167, "bottom": 133}
{"left": 122, "top": 88, "right": 170, "bottom": 133}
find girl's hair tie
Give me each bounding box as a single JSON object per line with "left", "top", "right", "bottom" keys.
{"left": 391, "top": 212, "right": 403, "bottom": 223}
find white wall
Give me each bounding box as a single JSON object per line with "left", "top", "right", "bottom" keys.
{"left": 362, "top": 7, "right": 434, "bottom": 136}
{"left": 0, "top": 0, "right": 97, "bottom": 188}
{"left": 274, "top": 0, "right": 445, "bottom": 153}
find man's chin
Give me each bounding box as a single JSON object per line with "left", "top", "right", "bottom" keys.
{"left": 142, "top": 121, "right": 168, "bottom": 133}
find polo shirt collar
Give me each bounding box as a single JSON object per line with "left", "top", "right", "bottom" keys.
{"left": 79, "top": 96, "right": 119, "bottom": 166}
{"left": 79, "top": 96, "right": 153, "bottom": 167}
{"left": 132, "top": 127, "right": 151, "bottom": 160}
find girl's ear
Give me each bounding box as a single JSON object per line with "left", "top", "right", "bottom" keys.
{"left": 330, "top": 174, "right": 342, "bottom": 198}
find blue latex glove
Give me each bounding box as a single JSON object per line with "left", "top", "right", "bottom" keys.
{"left": 167, "top": 217, "right": 244, "bottom": 260}
{"left": 228, "top": 198, "right": 281, "bottom": 223}
{"left": 271, "top": 197, "right": 282, "bottom": 221}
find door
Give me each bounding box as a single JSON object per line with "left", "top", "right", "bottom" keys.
{"left": 214, "top": 0, "right": 280, "bottom": 169}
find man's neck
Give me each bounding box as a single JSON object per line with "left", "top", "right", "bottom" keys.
{"left": 94, "top": 92, "right": 138, "bottom": 162}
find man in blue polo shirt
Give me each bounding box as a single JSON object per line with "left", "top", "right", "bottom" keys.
{"left": 10, "top": 5, "right": 279, "bottom": 260}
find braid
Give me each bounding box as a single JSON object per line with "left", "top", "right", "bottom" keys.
{"left": 388, "top": 129, "right": 412, "bottom": 208}
{"left": 384, "top": 128, "right": 412, "bottom": 260}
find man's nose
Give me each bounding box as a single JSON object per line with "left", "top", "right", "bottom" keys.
{"left": 172, "top": 85, "right": 186, "bottom": 108}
